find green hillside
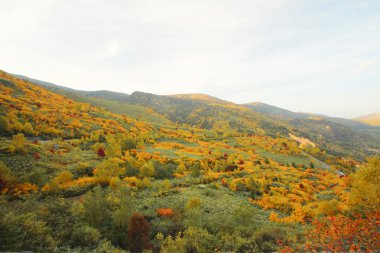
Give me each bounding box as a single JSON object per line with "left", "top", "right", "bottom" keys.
{"left": 245, "top": 102, "right": 380, "bottom": 158}
{"left": 0, "top": 70, "right": 378, "bottom": 252}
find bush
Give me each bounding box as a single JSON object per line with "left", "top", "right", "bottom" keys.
{"left": 252, "top": 226, "right": 287, "bottom": 253}
{"left": 0, "top": 212, "right": 56, "bottom": 252}
{"left": 125, "top": 163, "right": 139, "bottom": 177}
{"left": 0, "top": 161, "right": 14, "bottom": 190}
{"left": 71, "top": 224, "right": 101, "bottom": 247}
{"left": 159, "top": 227, "right": 216, "bottom": 253}
{"left": 155, "top": 163, "right": 175, "bottom": 179}
{"left": 22, "top": 168, "right": 48, "bottom": 187}
{"left": 128, "top": 212, "right": 151, "bottom": 253}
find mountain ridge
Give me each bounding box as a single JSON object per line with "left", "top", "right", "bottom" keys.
{"left": 354, "top": 113, "right": 380, "bottom": 126}
{"left": 6, "top": 71, "right": 380, "bottom": 159}
{"left": 12, "top": 72, "right": 379, "bottom": 122}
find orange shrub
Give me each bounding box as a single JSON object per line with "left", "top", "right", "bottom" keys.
{"left": 156, "top": 208, "right": 174, "bottom": 217}
{"left": 11, "top": 183, "right": 38, "bottom": 196}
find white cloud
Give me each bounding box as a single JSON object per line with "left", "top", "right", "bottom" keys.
{"left": 0, "top": 0, "right": 379, "bottom": 117}
{"left": 98, "top": 39, "right": 121, "bottom": 58}
{"left": 352, "top": 60, "right": 377, "bottom": 75}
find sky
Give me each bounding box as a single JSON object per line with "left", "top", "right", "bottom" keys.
{"left": 0, "top": 0, "right": 379, "bottom": 118}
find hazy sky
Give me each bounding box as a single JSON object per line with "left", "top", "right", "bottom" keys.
{"left": 1, "top": 0, "right": 379, "bottom": 118}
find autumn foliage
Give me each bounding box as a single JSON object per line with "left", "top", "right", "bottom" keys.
{"left": 302, "top": 211, "right": 380, "bottom": 252}
{"left": 156, "top": 208, "right": 174, "bottom": 217}
{"left": 127, "top": 213, "right": 151, "bottom": 253}
{"left": 97, "top": 148, "right": 106, "bottom": 157}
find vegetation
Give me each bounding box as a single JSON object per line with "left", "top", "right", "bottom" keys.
{"left": 0, "top": 70, "right": 379, "bottom": 252}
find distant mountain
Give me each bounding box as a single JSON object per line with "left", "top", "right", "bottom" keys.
{"left": 244, "top": 102, "right": 308, "bottom": 120}
{"left": 10, "top": 72, "right": 380, "bottom": 159}
{"left": 354, "top": 113, "right": 380, "bottom": 126}
{"left": 126, "top": 91, "right": 288, "bottom": 136}
{"left": 169, "top": 93, "right": 232, "bottom": 105}
{"left": 244, "top": 102, "right": 380, "bottom": 140}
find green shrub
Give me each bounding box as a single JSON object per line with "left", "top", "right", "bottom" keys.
{"left": 0, "top": 212, "right": 56, "bottom": 252}
{"left": 71, "top": 224, "right": 101, "bottom": 247}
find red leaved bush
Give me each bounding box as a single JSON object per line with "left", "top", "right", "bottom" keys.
{"left": 127, "top": 212, "right": 151, "bottom": 253}
{"left": 97, "top": 148, "right": 105, "bottom": 157}
{"left": 303, "top": 211, "right": 379, "bottom": 252}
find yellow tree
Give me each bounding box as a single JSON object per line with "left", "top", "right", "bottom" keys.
{"left": 23, "top": 122, "right": 34, "bottom": 136}
{"left": 0, "top": 116, "right": 10, "bottom": 134}
{"left": 140, "top": 160, "right": 155, "bottom": 178}
{"left": 349, "top": 156, "right": 380, "bottom": 210}
{"left": 11, "top": 133, "right": 26, "bottom": 154}
{"left": 94, "top": 158, "right": 124, "bottom": 184}
{"left": 105, "top": 136, "right": 122, "bottom": 157}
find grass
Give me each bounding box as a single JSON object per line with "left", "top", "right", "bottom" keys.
{"left": 254, "top": 146, "right": 311, "bottom": 166}
{"left": 131, "top": 184, "right": 272, "bottom": 225}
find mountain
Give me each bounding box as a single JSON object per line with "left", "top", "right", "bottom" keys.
{"left": 0, "top": 71, "right": 145, "bottom": 139}
{"left": 12, "top": 74, "right": 169, "bottom": 125}
{"left": 169, "top": 93, "right": 232, "bottom": 105}
{"left": 244, "top": 102, "right": 308, "bottom": 120}
{"left": 244, "top": 102, "right": 380, "bottom": 156}
{"left": 245, "top": 102, "right": 380, "bottom": 132}
{"left": 0, "top": 69, "right": 378, "bottom": 252}
{"left": 354, "top": 113, "right": 380, "bottom": 126}
{"left": 13, "top": 74, "right": 130, "bottom": 101}
{"left": 10, "top": 72, "right": 380, "bottom": 159}
{"left": 11, "top": 74, "right": 291, "bottom": 136}
{"left": 125, "top": 91, "right": 288, "bottom": 136}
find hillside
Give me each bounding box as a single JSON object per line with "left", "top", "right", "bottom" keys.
{"left": 11, "top": 73, "right": 380, "bottom": 160}
{"left": 245, "top": 102, "right": 308, "bottom": 120}
{"left": 10, "top": 73, "right": 380, "bottom": 160}
{"left": 11, "top": 75, "right": 291, "bottom": 136}
{"left": 0, "top": 70, "right": 379, "bottom": 252}
{"left": 354, "top": 113, "right": 380, "bottom": 126}
{"left": 126, "top": 91, "right": 290, "bottom": 136}
{"left": 245, "top": 102, "right": 380, "bottom": 158}
{"left": 169, "top": 93, "right": 232, "bottom": 105}
{"left": 13, "top": 74, "right": 170, "bottom": 125}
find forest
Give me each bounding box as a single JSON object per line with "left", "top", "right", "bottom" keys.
{"left": 0, "top": 70, "right": 379, "bottom": 252}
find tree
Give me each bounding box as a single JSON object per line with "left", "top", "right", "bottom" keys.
{"left": 105, "top": 136, "right": 122, "bottom": 157}
{"left": 159, "top": 227, "right": 215, "bottom": 253}
{"left": 23, "top": 122, "right": 34, "bottom": 136}
{"left": 127, "top": 212, "right": 151, "bottom": 253}
{"left": 51, "top": 171, "right": 73, "bottom": 189}
{"left": 190, "top": 163, "right": 201, "bottom": 177}
{"left": 97, "top": 148, "right": 106, "bottom": 157}
{"left": 71, "top": 225, "right": 101, "bottom": 248}
{"left": 161, "top": 179, "right": 171, "bottom": 191}
{"left": 112, "top": 187, "right": 133, "bottom": 248}
{"left": 11, "top": 133, "right": 26, "bottom": 154}
{"left": 140, "top": 160, "right": 155, "bottom": 178}
{"left": 0, "top": 212, "right": 56, "bottom": 252}
{"left": 94, "top": 158, "right": 124, "bottom": 184}
{"left": 0, "top": 115, "right": 10, "bottom": 134}
{"left": 176, "top": 163, "right": 186, "bottom": 174}
{"left": 155, "top": 163, "right": 175, "bottom": 179}
{"left": 349, "top": 156, "right": 380, "bottom": 210}
{"left": 122, "top": 137, "right": 137, "bottom": 150}
{"left": 83, "top": 186, "right": 112, "bottom": 232}
{"left": 186, "top": 197, "right": 201, "bottom": 209}
{"left": 213, "top": 149, "right": 223, "bottom": 158}
{"left": 125, "top": 162, "right": 139, "bottom": 177}
{"left": 0, "top": 161, "right": 14, "bottom": 191}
